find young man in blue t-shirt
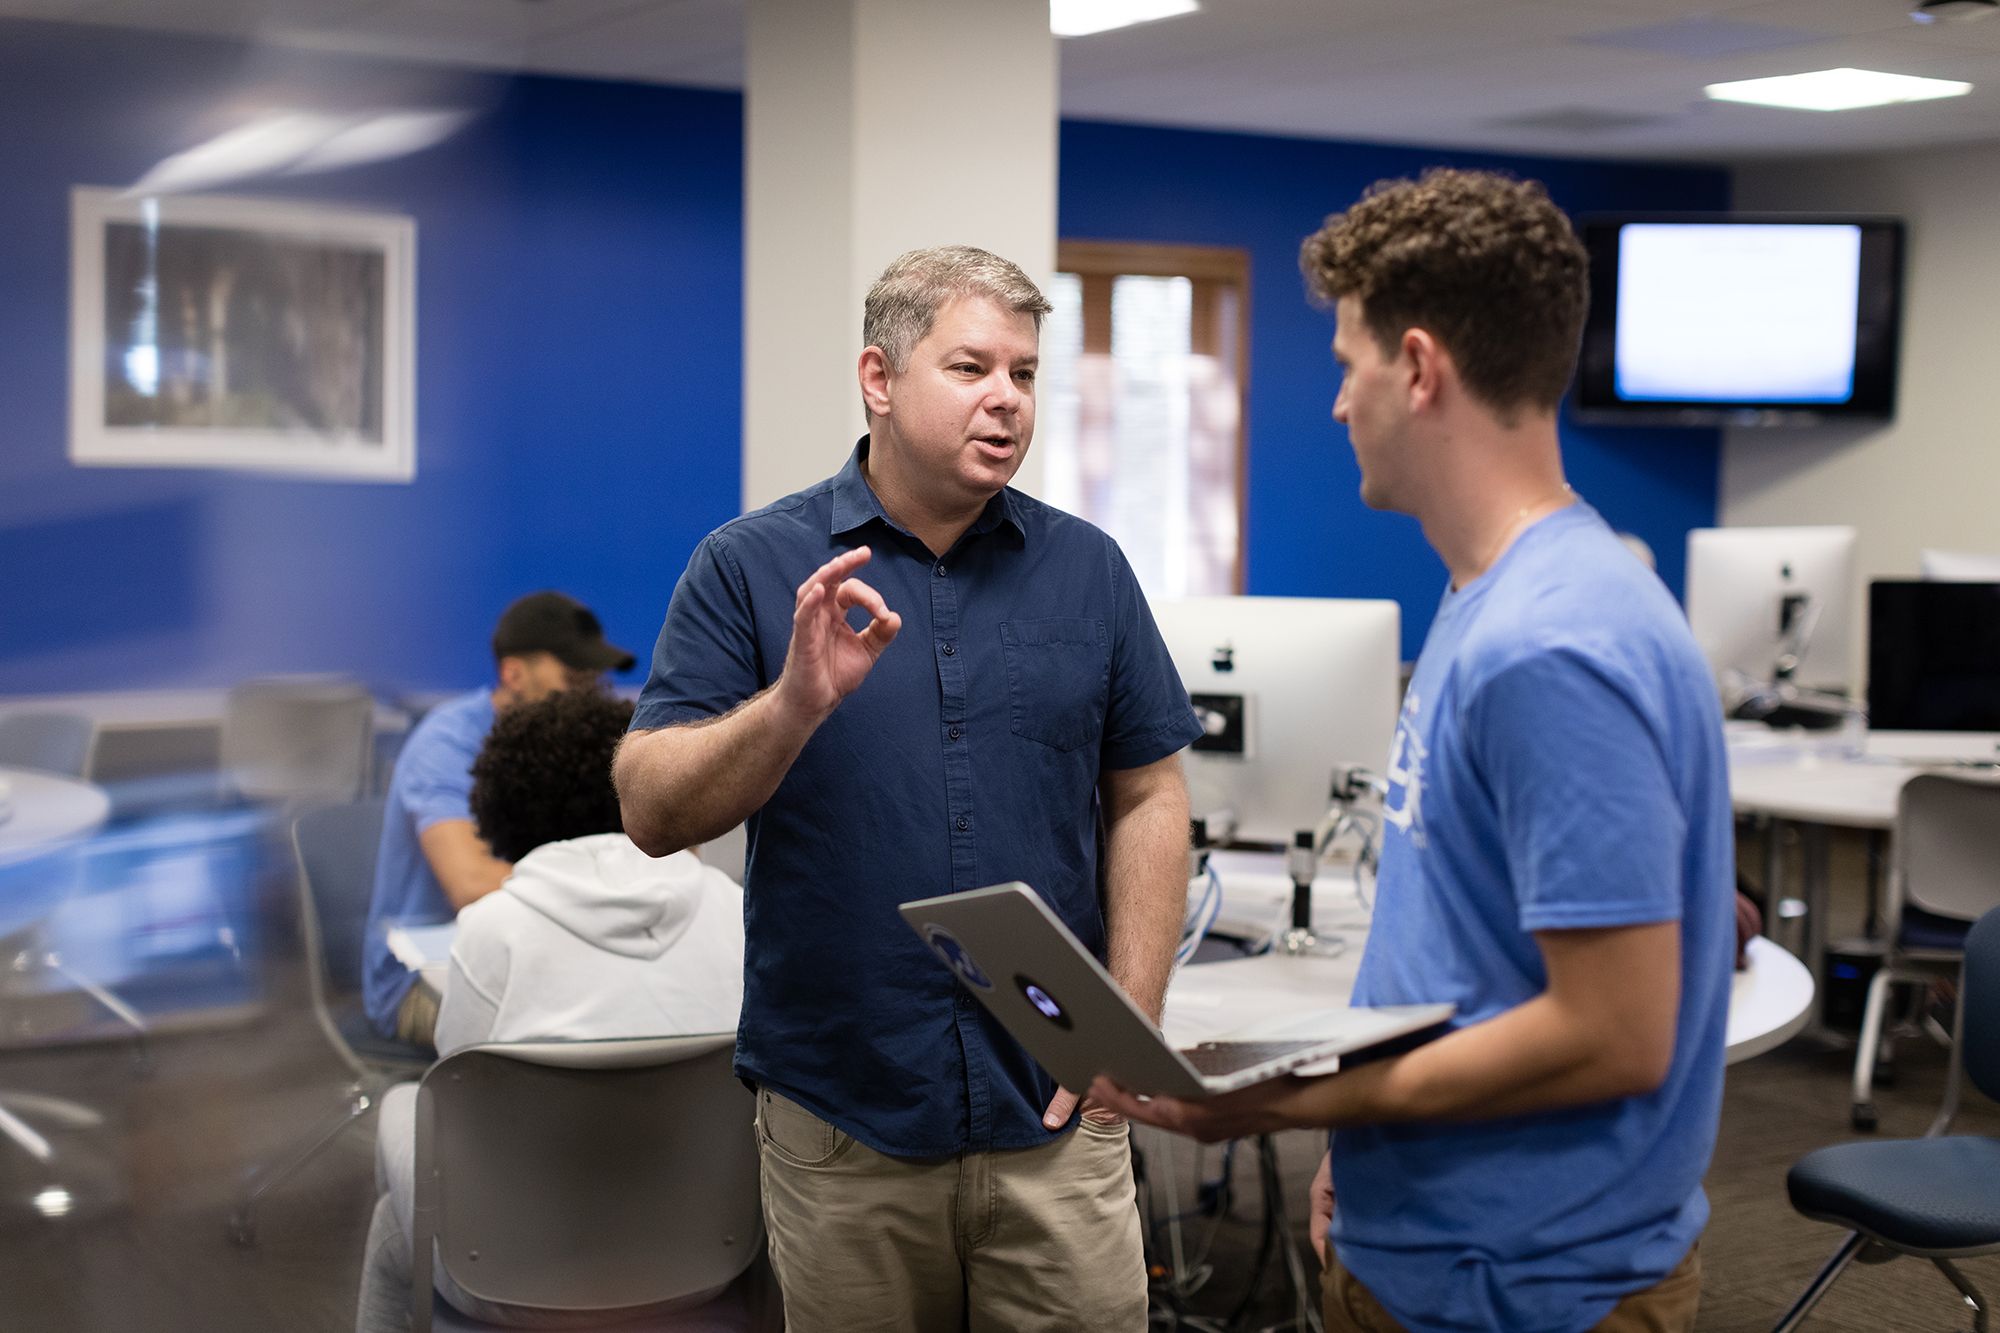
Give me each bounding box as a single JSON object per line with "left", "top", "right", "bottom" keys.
{"left": 361, "top": 590, "right": 635, "bottom": 1045}
{"left": 1092, "top": 170, "right": 1735, "bottom": 1333}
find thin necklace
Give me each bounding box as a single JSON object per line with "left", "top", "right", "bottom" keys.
{"left": 1477, "top": 483, "right": 1574, "bottom": 573}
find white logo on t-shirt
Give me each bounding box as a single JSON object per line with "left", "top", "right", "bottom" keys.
{"left": 1382, "top": 690, "right": 1428, "bottom": 849}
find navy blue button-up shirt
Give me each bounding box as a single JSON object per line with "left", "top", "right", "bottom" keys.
{"left": 632, "top": 441, "right": 1202, "bottom": 1156}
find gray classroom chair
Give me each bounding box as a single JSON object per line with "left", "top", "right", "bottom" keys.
{"left": 220, "top": 677, "right": 375, "bottom": 805}
{"left": 1775, "top": 906, "right": 2000, "bottom": 1331}
{"left": 1851, "top": 774, "right": 2000, "bottom": 1131}
{"left": 228, "top": 797, "right": 430, "bottom": 1245}
{"left": 410, "top": 1034, "right": 768, "bottom": 1332}
{"left": 0, "top": 711, "right": 97, "bottom": 780}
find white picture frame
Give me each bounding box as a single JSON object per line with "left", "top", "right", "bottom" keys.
{"left": 69, "top": 187, "right": 415, "bottom": 481}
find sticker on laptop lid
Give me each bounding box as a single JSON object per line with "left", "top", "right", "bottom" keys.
{"left": 922, "top": 924, "right": 993, "bottom": 990}
{"left": 1014, "top": 975, "right": 1074, "bottom": 1031}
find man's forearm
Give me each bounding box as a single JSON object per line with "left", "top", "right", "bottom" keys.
{"left": 1101, "top": 764, "right": 1191, "bottom": 1025}
{"left": 1296, "top": 988, "right": 1675, "bottom": 1130}
{"left": 615, "top": 686, "right": 823, "bottom": 856}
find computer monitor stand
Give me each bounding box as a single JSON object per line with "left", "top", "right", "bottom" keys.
{"left": 1277, "top": 831, "right": 1345, "bottom": 958}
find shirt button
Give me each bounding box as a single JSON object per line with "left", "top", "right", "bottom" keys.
{"left": 948, "top": 725, "right": 962, "bottom": 740}
{"left": 934, "top": 564, "right": 947, "bottom": 578}
{"left": 941, "top": 642, "right": 956, "bottom": 657}
{"left": 956, "top": 815, "right": 970, "bottom": 832}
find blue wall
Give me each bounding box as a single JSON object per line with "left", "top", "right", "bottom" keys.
{"left": 1059, "top": 121, "right": 1728, "bottom": 659}
{"left": 0, "top": 21, "right": 1726, "bottom": 694}
{"left": 0, "top": 21, "right": 742, "bottom": 695}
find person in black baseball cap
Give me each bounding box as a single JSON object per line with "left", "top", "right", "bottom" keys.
{"left": 360, "top": 589, "right": 635, "bottom": 1048}
{"left": 490, "top": 590, "right": 637, "bottom": 707}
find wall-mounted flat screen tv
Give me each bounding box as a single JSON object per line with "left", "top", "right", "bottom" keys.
{"left": 1573, "top": 215, "right": 1904, "bottom": 426}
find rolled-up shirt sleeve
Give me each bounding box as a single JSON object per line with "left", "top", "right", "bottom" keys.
{"left": 631, "top": 532, "right": 766, "bottom": 733}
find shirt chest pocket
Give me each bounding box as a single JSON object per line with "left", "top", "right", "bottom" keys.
{"left": 1000, "top": 618, "right": 1109, "bottom": 753}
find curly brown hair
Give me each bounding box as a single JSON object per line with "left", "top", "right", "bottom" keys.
{"left": 1299, "top": 168, "right": 1588, "bottom": 417}
{"left": 469, "top": 688, "right": 633, "bottom": 863}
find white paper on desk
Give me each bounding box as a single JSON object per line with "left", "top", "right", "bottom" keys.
{"left": 386, "top": 922, "right": 456, "bottom": 971}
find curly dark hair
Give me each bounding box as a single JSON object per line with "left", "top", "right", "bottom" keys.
{"left": 1299, "top": 168, "right": 1588, "bottom": 417}
{"left": 469, "top": 689, "right": 633, "bottom": 863}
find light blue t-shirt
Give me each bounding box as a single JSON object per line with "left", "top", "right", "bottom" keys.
{"left": 362, "top": 688, "right": 495, "bottom": 1036}
{"left": 1331, "top": 502, "right": 1734, "bottom": 1333}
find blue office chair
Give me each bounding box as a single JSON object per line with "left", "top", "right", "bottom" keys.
{"left": 1772, "top": 905, "right": 2000, "bottom": 1332}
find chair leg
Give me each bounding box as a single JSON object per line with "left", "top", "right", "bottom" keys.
{"left": 1773, "top": 1232, "right": 1868, "bottom": 1333}
{"left": 0, "top": 1101, "right": 52, "bottom": 1163}
{"left": 227, "top": 1082, "right": 377, "bottom": 1247}
{"left": 1927, "top": 973, "right": 1971, "bottom": 1139}
{"left": 1851, "top": 967, "right": 1898, "bottom": 1131}
{"left": 44, "top": 955, "right": 151, "bottom": 1073}
{"left": 1933, "top": 1258, "right": 1988, "bottom": 1333}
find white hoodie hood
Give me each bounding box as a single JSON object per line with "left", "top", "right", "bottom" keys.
{"left": 502, "top": 833, "right": 705, "bottom": 961}
{"left": 433, "top": 832, "right": 746, "bottom": 1056}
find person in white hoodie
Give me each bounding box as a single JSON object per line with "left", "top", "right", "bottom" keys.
{"left": 356, "top": 689, "right": 746, "bottom": 1333}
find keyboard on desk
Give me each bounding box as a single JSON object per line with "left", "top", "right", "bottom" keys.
{"left": 1177, "top": 1039, "right": 1329, "bottom": 1077}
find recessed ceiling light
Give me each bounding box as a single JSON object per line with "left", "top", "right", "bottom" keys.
{"left": 1704, "top": 67, "right": 1972, "bottom": 110}
{"left": 1051, "top": 0, "right": 1199, "bottom": 39}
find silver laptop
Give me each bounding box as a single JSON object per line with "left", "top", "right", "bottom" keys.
{"left": 899, "top": 883, "right": 1452, "bottom": 1101}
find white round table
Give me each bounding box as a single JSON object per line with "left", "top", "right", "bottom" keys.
{"left": 0, "top": 768, "right": 111, "bottom": 871}
{"left": 1172, "top": 853, "right": 1814, "bottom": 1066}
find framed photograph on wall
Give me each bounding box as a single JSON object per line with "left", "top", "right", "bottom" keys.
{"left": 70, "top": 188, "right": 415, "bottom": 481}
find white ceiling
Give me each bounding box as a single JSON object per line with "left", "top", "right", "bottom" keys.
{"left": 10, "top": 0, "right": 2000, "bottom": 161}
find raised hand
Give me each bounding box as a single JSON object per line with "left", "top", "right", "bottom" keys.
{"left": 775, "top": 546, "right": 902, "bottom": 724}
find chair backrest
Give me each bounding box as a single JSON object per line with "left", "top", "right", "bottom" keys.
{"left": 292, "top": 798, "right": 386, "bottom": 1000}
{"left": 221, "top": 678, "right": 374, "bottom": 803}
{"left": 1962, "top": 908, "right": 2000, "bottom": 1105}
{"left": 1896, "top": 774, "right": 2000, "bottom": 922}
{"left": 0, "top": 712, "right": 96, "bottom": 780}
{"left": 411, "top": 1035, "right": 760, "bottom": 1327}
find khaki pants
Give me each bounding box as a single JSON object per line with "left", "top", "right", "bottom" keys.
{"left": 1324, "top": 1242, "right": 1702, "bottom": 1333}
{"left": 392, "top": 977, "right": 440, "bottom": 1049}
{"left": 754, "top": 1088, "right": 1149, "bottom": 1333}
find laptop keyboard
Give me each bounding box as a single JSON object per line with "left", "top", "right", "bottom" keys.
{"left": 1179, "top": 1039, "right": 1327, "bottom": 1077}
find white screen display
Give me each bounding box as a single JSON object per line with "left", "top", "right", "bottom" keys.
{"left": 1614, "top": 223, "right": 1861, "bottom": 404}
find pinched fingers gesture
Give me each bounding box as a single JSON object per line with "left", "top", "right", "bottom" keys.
{"left": 778, "top": 546, "right": 902, "bottom": 721}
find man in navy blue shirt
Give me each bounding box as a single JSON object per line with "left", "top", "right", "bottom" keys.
{"left": 1091, "top": 173, "right": 1732, "bottom": 1333}
{"left": 616, "top": 245, "right": 1201, "bottom": 1331}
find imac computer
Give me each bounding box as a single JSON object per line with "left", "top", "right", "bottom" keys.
{"left": 1684, "top": 526, "right": 1858, "bottom": 697}
{"left": 1150, "top": 596, "right": 1401, "bottom": 848}
{"left": 1921, "top": 549, "right": 2000, "bottom": 582}
{"left": 1865, "top": 581, "right": 2000, "bottom": 764}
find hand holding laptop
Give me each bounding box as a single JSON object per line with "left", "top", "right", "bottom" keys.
{"left": 899, "top": 882, "right": 1450, "bottom": 1114}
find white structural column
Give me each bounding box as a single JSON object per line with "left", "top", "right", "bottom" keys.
{"left": 743, "top": 0, "right": 1058, "bottom": 511}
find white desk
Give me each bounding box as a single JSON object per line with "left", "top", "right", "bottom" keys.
{"left": 0, "top": 688, "right": 413, "bottom": 809}
{"left": 1163, "top": 930, "right": 1812, "bottom": 1067}
{"left": 0, "top": 688, "right": 411, "bottom": 736}
{"left": 1726, "top": 734, "right": 2000, "bottom": 1019}
{"left": 0, "top": 768, "right": 111, "bottom": 872}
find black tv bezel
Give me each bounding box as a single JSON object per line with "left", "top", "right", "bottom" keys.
{"left": 1571, "top": 212, "right": 1905, "bottom": 428}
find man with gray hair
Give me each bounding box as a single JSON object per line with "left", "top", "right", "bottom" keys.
{"left": 615, "top": 245, "right": 1200, "bottom": 1329}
